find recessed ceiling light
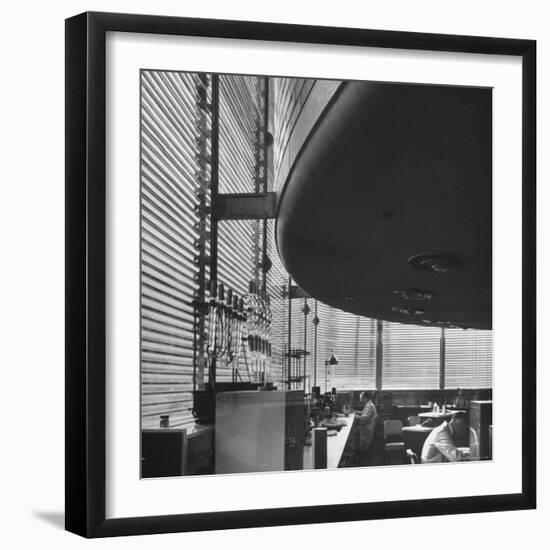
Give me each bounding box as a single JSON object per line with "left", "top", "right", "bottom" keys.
{"left": 393, "top": 288, "right": 433, "bottom": 301}
{"left": 408, "top": 253, "right": 463, "bottom": 273}
{"left": 392, "top": 306, "right": 425, "bottom": 315}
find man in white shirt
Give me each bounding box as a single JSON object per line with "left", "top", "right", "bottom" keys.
{"left": 357, "top": 391, "right": 377, "bottom": 455}
{"left": 421, "top": 413, "right": 469, "bottom": 463}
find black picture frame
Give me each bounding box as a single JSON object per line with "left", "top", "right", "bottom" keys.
{"left": 65, "top": 11, "right": 536, "bottom": 538}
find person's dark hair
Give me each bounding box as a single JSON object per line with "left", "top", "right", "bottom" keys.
{"left": 361, "top": 391, "right": 373, "bottom": 401}
{"left": 451, "top": 412, "right": 467, "bottom": 424}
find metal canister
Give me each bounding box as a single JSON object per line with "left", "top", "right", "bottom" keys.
{"left": 160, "top": 415, "right": 170, "bottom": 428}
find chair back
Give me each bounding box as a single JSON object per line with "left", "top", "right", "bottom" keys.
{"left": 407, "top": 415, "right": 421, "bottom": 426}
{"left": 384, "top": 419, "right": 403, "bottom": 442}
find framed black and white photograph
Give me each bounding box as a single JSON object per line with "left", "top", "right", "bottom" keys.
{"left": 65, "top": 11, "right": 536, "bottom": 538}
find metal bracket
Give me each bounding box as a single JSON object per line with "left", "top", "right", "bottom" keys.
{"left": 213, "top": 192, "right": 277, "bottom": 220}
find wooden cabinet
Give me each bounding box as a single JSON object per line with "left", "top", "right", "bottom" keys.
{"left": 141, "top": 429, "right": 187, "bottom": 478}
{"left": 141, "top": 426, "right": 214, "bottom": 478}
{"left": 215, "top": 390, "right": 305, "bottom": 474}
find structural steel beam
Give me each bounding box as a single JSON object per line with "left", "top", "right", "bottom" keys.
{"left": 213, "top": 192, "right": 277, "bottom": 220}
